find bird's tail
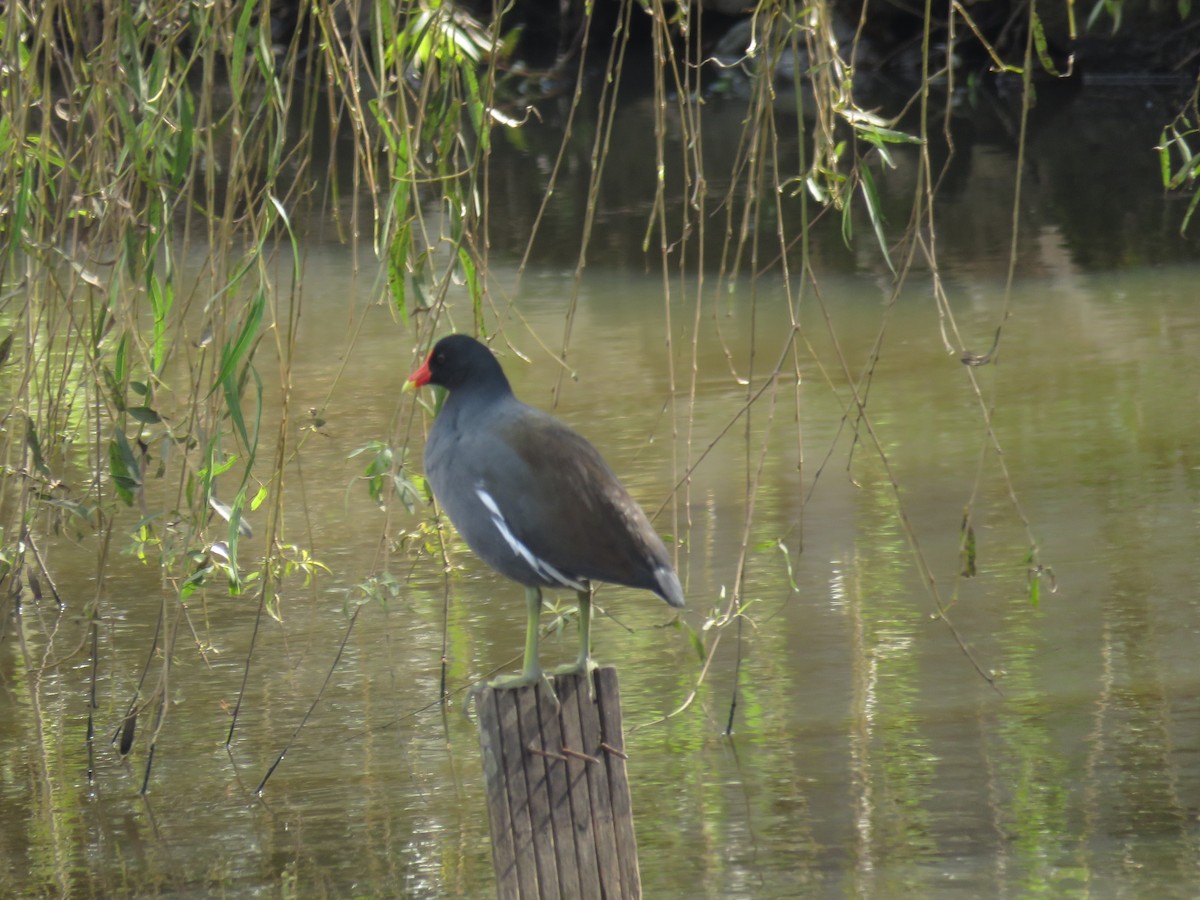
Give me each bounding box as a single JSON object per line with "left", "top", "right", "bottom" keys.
{"left": 654, "top": 566, "right": 685, "bottom": 609}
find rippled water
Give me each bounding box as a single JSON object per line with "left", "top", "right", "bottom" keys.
{"left": 4, "top": 83, "right": 1200, "bottom": 897}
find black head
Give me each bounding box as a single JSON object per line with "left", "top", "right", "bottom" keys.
{"left": 408, "top": 334, "right": 511, "bottom": 394}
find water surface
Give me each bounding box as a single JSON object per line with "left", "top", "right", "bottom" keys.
{"left": 4, "top": 84, "right": 1200, "bottom": 898}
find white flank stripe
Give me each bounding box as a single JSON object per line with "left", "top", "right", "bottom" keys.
{"left": 475, "top": 487, "right": 587, "bottom": 591}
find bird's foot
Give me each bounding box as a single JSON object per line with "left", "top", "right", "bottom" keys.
{"left": 550, "top": 657, "right": 600, "bottom": 699}
{"left": 487, "top": 668, "right": 561, "bottom": 708}
{"left": 487, "top": 667, "right": 545, "bottom": 690}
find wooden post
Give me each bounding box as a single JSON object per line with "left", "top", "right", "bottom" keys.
{"left": 476, "top": 667, "right": 641, "bottom": 899}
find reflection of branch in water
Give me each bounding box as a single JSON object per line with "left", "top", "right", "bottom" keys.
{"left": 960, "top": 327, "right": 1002, "bottom": 367}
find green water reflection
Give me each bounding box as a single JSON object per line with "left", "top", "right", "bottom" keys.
{"left": 5, "top": 85, "right": 1200, "bottom": 897}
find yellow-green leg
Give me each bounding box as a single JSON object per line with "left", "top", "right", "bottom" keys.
{"left": 488, "top": 586, "right": 547, "bottom": 690}
{"left": 551, "top": 587, "right": 598, "bottom": 678}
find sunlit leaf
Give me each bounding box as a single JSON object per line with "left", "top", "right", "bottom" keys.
{"left": 1030, "top": 11, "right": 1061, "bottom": 76}
{"left": 841, "top": 192, "right": 854, "bottom": 247}
{"left": 859, "top": 166, "right": 894, "bottom": 274}
{"left": 230, "top": 0, "right": 257, "bottom": 104}
{"left": 204, "top": 453, "right": 239, "bottom": 480}
{"left": 148, "top": 275, "right": 172, "bottom": 373}
{"left": 267, "top": 194, "right": 301, "bottom": 288}
{"left": 391, "top": 473, "right": 422, "bottom": 514}
{"left": 209, "top": 496, "right": 253, "bottom": 537}
{"left": 857, "top": 125, "right": 922, "bottom": 145}
{"left": 211, "top": 289, "right": 265, "bottom": 398}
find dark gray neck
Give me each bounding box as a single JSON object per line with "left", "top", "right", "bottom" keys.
{"left": 443, "top": 374, "right": 515, "bottom": 417}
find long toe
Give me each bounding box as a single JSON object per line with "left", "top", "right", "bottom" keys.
{"left": 550, "top": 657, "right": 600, "bottom": 699}
{"left": 488, "top": 667, "right": 555, "bottom": 693}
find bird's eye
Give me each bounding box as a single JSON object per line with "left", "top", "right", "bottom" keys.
{"left": 436, "top": 353, "right": 446, "bottom": 364}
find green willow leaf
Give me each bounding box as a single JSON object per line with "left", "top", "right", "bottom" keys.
{"left": 860, "top": 167, "right": 894, "bottom": 274}
{"left": 127, "top": 406, "right": 161, "bottom": 425}
{"left": 1030, "top": 11, "right": 1062, "bottom": 76}
{"left": 211, "top": 290, "right": 265, "bottom": 398}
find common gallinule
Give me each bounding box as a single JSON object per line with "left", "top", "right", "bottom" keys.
{"left": 408, "top": 334, "right": 684, "bottom": 689}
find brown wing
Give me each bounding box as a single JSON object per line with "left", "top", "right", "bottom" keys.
{"left": 484, "top": 405, "right": 671, "bottom": 596}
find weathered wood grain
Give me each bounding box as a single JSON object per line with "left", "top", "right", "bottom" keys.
{"left": 477, "top": 667, "right": 641, "bottom": 899}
